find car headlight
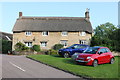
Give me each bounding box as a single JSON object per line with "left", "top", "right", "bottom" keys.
{"left": 87, "top": 57, "right": 91, "bottom": 59}
{"left": 74, "top": 53, "right": 79, "bottom": 55}
{"left": 59, "top": 50, "right": 61, "bottom": 52}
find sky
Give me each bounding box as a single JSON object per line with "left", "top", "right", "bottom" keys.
{"left": 0, "top": 2, "right": 118, "bottom": 33}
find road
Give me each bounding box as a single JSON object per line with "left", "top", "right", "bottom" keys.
{"left": 1, "top": 54, "right": 83, "bottom": 79}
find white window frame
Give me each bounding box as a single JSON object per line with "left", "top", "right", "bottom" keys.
{"left": 60, "top": 40, "right": 68, "bottom": 47}
{"left": 42, "top": 31, "right": 49, "bottom": 36}
{"left": 25, "top": 42, "right": 32, "bottom": 47}
{"left": 25, "top": 31, "right": 32, "bottom": 36}
{"left": 40, "top": 42, "right": 47, "bottom": 47}
{"left": 80, "top": 32, "right": 86, "bottom": 36}
{"left": 61, "top": 31, "right": 68, "bottom": 36}
{"left": 79, "top": 40, "right": 86, "bottom": 44}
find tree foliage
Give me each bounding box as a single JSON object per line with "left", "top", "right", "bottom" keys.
{"left": 91, "top": 22, "right": 120, "bottom": 52}
{"left": 32, "top": 45, "right": 41, "bottom": 52}
{"left": 15, "top": 42, "right": 29, "bottom": 51}
{"left": 2, "top": 39, "right": 12, "bottom": 54}
{"left": 53, "top": 44, "right": 64, "bottom": 50}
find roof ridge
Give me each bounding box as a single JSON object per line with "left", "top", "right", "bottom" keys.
{"left": 18, "top": 16, "right": 85, "bottom": 20}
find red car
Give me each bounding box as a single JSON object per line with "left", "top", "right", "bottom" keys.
{"left": 75, "top": 46, "right": 115, "bottom": 67}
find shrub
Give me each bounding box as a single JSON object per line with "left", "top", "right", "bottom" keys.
{"left": 47, "top": 49, "right": 58, "bottom": 55}
{"left": 53, "top": 44, "right": 64, "bottom": 50}
{"left": 2, "top": 39, "right": 12, "bottom": 54}
{"left": 32, "top": 45, "right": 41, "bottom": 52}
{"left": 15, "top": 42, "right": 29, "bottom": 51}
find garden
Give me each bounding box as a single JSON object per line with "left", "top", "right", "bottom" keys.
{"left": 27, "top": 54, "right": 119, "bottom": 78}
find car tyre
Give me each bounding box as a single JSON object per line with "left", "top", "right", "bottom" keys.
{"left": 93, "top": 60, "right": 98, "bottom": 67}
{"left": 109, "top": 58, "right": 114, "bottom": 64}
{"left": 64, "top": 52, "right": 69, "bottom": 58}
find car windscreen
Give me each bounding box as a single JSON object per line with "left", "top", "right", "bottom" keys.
{"left": 83, "top": 47, "right": 99, "bottom": 54}
{"left": 67, "top": 44, "right": 87, "bottom": 49}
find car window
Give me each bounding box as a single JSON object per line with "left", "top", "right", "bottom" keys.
{"left": 105, "top": 48, "right": 110, "bottom": 53}
{"left": 84, "top": 47, "right": 99, "bottom": 54}
{"left": 74, "top": 45, "right": 86, "bottom": 49}
{"left": 98, "top": 48, "right": 107, "bottom": 53}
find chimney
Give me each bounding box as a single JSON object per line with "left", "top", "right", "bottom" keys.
{"left": 85, "top": 8, "right": 90, "bottom": 21}
{"left": 19, "top": 12, "right": 22, "bottom": 17}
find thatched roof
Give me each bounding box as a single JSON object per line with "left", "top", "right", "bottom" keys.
{"left": 13, "top": 16, "right": 93, "bottom": 33}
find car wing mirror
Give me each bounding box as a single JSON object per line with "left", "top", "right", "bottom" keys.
{"left": 98, "top": 52, "right": 103, "bottom": 55}
{"left": 71, "top": 47, "right": 75, "bottom": 49}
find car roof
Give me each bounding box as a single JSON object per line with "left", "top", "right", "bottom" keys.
{"left": 74, "top": 44, "right": 89, "bottom": 46}
{"left": 93, "top": 46, "right": 108, "bottom": 49}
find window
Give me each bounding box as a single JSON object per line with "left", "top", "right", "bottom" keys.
{"left": 98, "top": 48, "right": 106, "bottom": 53}
{"left": 25, "top": 31, "right": 32, "bottom": 36}
{"left": 84, "top": 47, "right": 99, "bottom": 54}
{"left": 80, "top": 40, "right": 86, "bottom": 44}
{"left": 80, "top": 32, "right": 86, "bottom": 36}
{"left": 105, "top": 48, "right": 110, "bottom": 53}
{"left": 25, "top": 42, "right": 32, "bottom": 47}
{"left": 40, "top": 42, "right": 47, "bottom": 47}
{"left": 60, "top": 40, "right": 68, "bottom": 47}
{"left": 42, "top": 31, "right": 49, "bottom": 36}
{"left": 67, "top": 44, "right": 86, "bottom": 49}
{"left": 61, "top": 31, "right": 68, "bottom": 36}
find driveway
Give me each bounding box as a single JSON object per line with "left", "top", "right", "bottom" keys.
{"left": 1, "top": 54, "right": 83, "bottom": 79}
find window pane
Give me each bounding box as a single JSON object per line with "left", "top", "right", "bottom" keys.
{"left": 80, "top": 40, "right": 86, "bottom": 44}
{"left": 60, "top": 40, "right": 68, "bottom": 47}
{"left": 62, "top": 31, "right": 68, "bottom": 36}
{"left": 42, "top": 31, "right": 48, "bottom": 36}
{"left": 41, "top": 42, "right": 47, "bottom": 47}
{"left": 26, "top": 31, "right": 31, "bottom": 36}
{"left": 81, "top": 32, "right": 86, "bottom": 36}
{"left": 25, "top": 42, "right": 32, "bottom": 47}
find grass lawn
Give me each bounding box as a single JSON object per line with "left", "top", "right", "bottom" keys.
{"left": 27, "top": 55, "right": 119, "bottom": 78}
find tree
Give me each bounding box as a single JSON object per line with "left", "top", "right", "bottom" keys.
{"left": 91, "top": 22, "right": 120, "bottom": 52}
{"left": 2, "top": 39, "right": 12, "bottom": 54}
{"left": 94, "top": 22, "right": 117, "bottom": 38}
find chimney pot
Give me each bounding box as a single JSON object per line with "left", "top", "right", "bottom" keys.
{"left": 19, "top": 12, "right": 22, "bottom": 17}
{"left": 85, "top": 8, "right": 90, "bottom": 21}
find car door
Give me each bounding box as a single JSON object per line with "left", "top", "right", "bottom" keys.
{"left": 73, "top": 45, "right": 82, "bottom": 53}
{"left": 97, "top": 48, "right": 106, "bottom": 64}
{"left": 104, "top": 48, "right": 111, "bottom": 62}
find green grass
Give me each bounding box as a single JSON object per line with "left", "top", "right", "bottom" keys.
{"left": 27, "top": 55, "right": 119, "bottom": 78}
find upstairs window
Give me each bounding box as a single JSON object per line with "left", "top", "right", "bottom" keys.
{"left": 61, "top": 31, "right": 68, "bottom": 36}
{"left": 42, "top": 31, "right": 49, "bottom": 36}
{"left": 25, "top": 42, "right": 32, "bottom": 47}
{"left": 25, "top": 31, "right": 32, "bottom": 36}
{"left": 80, "top": 32, "right": 86, "bottom": 36}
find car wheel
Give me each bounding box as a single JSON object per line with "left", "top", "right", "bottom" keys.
{"left": 109, "top": 58, "right": 114, "bottom": 64}
{"left": 64, "top": 52, "right": 69, "bottom": 58}
{"left": 93, "top": 60, "right": 98, "bottom": 67}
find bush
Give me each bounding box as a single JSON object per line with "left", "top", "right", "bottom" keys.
{"left": 32, "top": 45, "right": 41, "bottom": 52}
{"left": 15, "top": 42, "right": 29, "bottom": 51}
{"left": 2, "top": 39, "right": 12, "bottom": 54}
{"left": 47, "top": 49, "right": 58, "bottom": 55}
{"left": 53, "top": 44, "right": 64, "bottom": 50}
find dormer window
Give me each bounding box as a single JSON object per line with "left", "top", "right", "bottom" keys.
{"left": 61, "top": 31, "right": 68, "bottom": 36}
{"left": 81, "top": 32, "right": 86, "bottom": 36}
{"left": 25, "top": 31, "right": 32, "bottom": 36}
{"left": 42, "top": 31, "right": 49, "bottom": 36}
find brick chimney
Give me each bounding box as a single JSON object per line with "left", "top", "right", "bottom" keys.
{"left": 85, "top": 8, "right": 90, "bottom": 21}
{"left": 19, "top": 12, "right": 22, "bottom": 17}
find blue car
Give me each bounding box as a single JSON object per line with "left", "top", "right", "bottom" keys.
{"left": 58, "top": 44, "right": 89, "bottom": 58}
